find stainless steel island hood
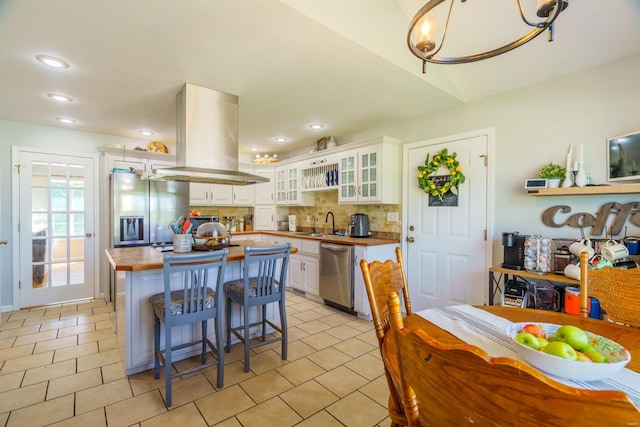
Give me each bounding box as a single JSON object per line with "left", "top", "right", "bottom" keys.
{"left": 146, "top": 83, "right": 268, "bottom": 185}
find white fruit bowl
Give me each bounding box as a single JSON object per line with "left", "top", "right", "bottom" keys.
{"left": 505, "top": 322, "right": 631, "bottom": 381}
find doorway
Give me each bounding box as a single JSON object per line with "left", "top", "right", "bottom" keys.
{"left": 13, "top": 147, "right": 98, "bottom": 308}
{"left": 402, "top": 129, "right": 493, "bottom": 311}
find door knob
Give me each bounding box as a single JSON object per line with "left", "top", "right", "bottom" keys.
{"left": 0, "top": 240, "right": 7, "bottom": 245}
{"left": 406, "top": 236, "right": 415, "bottom": 243}
{"left": 85, "top": 233, "right": 93, "bottom": 238}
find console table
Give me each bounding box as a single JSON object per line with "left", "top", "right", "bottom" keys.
{"left": 488, "top": 265, "right": 579, "bottom": 305}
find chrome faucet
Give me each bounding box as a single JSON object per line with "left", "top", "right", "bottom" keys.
{"left": 312, "top": 216, "right": 317, "bottom": 234}
{"left": 325, "top": 211, "right": 337, "bottom": 234}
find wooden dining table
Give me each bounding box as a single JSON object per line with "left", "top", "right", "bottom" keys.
{"left": 388, "top": 305, "right": 640, "bottom": 384}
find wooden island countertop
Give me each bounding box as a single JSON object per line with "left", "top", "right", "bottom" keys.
{"left": 106, "top": 240, "right": 298, "bottom": 272}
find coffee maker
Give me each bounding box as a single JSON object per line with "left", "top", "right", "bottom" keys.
{"left": 501, "top": 232, "right": 527, "bottom": 270}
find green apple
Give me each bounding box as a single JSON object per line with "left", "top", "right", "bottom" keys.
{"left": 555, "top": 325, "right": 589, "bottom": 351}
{"left": 515, "top": 332, "right": 540, "bottom": 350}
{"left": 543, "top": 341, "right": 578, "bottom": 360}
{"left": 582, "top": 345, "right": 609, "bottom": 363}
{"left": 537, "top": 337, "right": 549, "bottom": 350}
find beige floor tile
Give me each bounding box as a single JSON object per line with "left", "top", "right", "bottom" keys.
{"left": 59, "top": 308, "right": 94, "bottom": 320}
{"left": 22, "top": 313, "right": 61, "bottom": 326}
{"left": 359, "top": 375, "right": 391, "bottom": 408}
{"left": 293, "top": 310, "right": 326, "bottom": 323}
{"left": 102, "top": 362, "right": 126, "bottom": 383}
{"left": 320, "top": 311, "right": 358, "bottom": 327}
{"left": 294, "top": 410, "right": 345, "bottom": 427}
{"left": 47, "top": 368, "right": 103, "bottom": 399}
{"left": 4, "top": 310, "right": 45, "bottom": 321}
{"left": 129, "top": 367, "right": 169, "bottom": 396}
{"left": 44, "top": 305, "right": 83, "bottom": 316}
{"left": 0, "top": 343, "right": 35, "bottom": 362}
{"left": 0, "top": 382, "right": 47, "bottom": 413}
{"left": 6, "top": 393, "right": 74, "bottom": 427}
{"left": 357, "top": 329, "right": 378, "bottom": 344}
{"left": 344, "top": 353, "right": 385, "bottom": 381}
{"left": 301, "top": 331, "right": 341, "bottom": 350}
{"left": 306, "top": 347, "right": 352, "bottom": 371}
{"left": 0, "top": 371, "right": 24, "bottom": 393}
{"left": 76, "top": 348, "right": 120, "bottom": 371}
{"left": 141, "top": 402, "right": 207, "bottom": 427}
{"left": 158, "top": 373, "right": 215, "bottom": 408}
{"left": 47, "top": 408, "right": 106, "bottom": 427}
{"left": 0, "top": 412, "right": 8, "bottom": 427}
{"left": 33, "top": 335, "right": 77, "bottom": 354}
{"left": 196, "top": 384, "right": 255, "bottom": 426}
{"left": 280, "top": 380, "right": 339, "bottom": 418}
{"left": 53, "top": 342, "right": 98, "bottom": 363}
{"left": 22, "top": 359, "right": 76, "bottom": 386}
{"left": 0, "top": 351, "right": 53, "bottom": 374}
{"left": 105, "top": 389, "right": 167, "bottom": 427}
{"left": 326, "top": 391, "right": 388, "bottom": 427}
{"left": 246, "top": 349, "right": 288, "bottom": 374}
{"left": 333, "top": 336, "right": 377, "bottom": 358}
{"left": 77, "top": 328, "right": 116, "bottom": 345}
{"left": 0, "top": 336, "right": 17, "bottom": 350}
{"left": 77, "top": 312, "right": 111, "bottom": 326}
{"left": 286, "top": 325, "right": 310, "bottom": 342}
{"left": 281, "top": 339, "right": 316, "bottom": 361}
{"left": 92, "top": 305, "right": 114, "bottom": 315}
{"left": 325, "top": 324, "right": 361, "bottom": 341}
{"left": 0, "top": 324, "right": 40, "bottom": 340}
{"left": 239, "top": 369, "right": 293, "bottom": 403}
{"left": 315, "top": 366, "right": 369, "bottom": 397}
{"left": 57, "top": 323, "right": 95, "bottom": 338}
{"left": 276, "top": 357, "right": 325, "bottom": 386}
{"left": 39, "top": 318, "right": 78, "bottom": 332}
{"left": 76, "top": 377, "right": 132, "bottom": 414}
{"left": 0, "top": 319, "right": 26, "bottom": 331}
{"left": 296, "top": 319, "right": 331, "bottom": 334}
{"left": 204, "top": 360, "right": 254, "bottom": 389}
{"left": 291, "top": 301, "right": 321, "bottom": 312}
{"left": 212, "top": 417, "right": 243, "bottom": 427}
{"left": 236, "top": 396, "right": 302, "bottom": 427}
{"left": 97, "top": 336, "right": 119, "bottom": 352}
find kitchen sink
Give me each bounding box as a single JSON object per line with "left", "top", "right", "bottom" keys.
{"left": 294, "top": 232, "right": 342, "bottom": 238}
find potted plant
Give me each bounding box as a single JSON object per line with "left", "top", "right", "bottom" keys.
{"left": 538, "top": 163, "right": 566, "bottom": 188}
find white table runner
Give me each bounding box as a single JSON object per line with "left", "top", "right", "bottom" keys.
{"left": 417, "top": 305, "right": 640, "bottom": 407}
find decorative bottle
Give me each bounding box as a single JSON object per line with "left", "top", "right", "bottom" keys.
{"left": 562, "top": 169, "right": 573, "bottom": 188}
{"left": 575, "top": 160, "right": 587, "bottom": 187}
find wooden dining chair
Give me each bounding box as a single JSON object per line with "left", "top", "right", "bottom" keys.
{"left": 386, "top": 291, "right": 640, "bottom": 427}
{"left": 360, "top": 246, "right": 412, "bottom": 427}
{"left": 579, "top": 251, "right": 640, "bottom": 327}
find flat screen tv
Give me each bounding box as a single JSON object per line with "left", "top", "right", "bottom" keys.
{"left": 607, "top": 130, "right": 640, "bottom": 182}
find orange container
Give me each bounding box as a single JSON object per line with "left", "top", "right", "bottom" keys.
{"left": 564, "top": 286, "right": 590, "bottom": 316}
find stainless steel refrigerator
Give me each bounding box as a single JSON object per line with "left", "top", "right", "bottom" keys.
{"left": 110, "top": 172, "right": 189, "bottom": 247}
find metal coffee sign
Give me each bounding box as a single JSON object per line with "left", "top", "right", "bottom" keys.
{"left": 542, "top": 202, "right": 640, "bottom": 236}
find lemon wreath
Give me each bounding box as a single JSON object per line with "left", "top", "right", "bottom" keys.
{"left": 417, "top": 148, "right": 465, "bottom": 201}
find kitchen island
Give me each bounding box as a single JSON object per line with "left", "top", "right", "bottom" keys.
{"left": 106, "top": 240, "right": 297, "bottom": 375}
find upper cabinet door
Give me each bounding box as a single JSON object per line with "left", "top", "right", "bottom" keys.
{"left": 338, "top": 151, "right": 358, "bottom": 203}
{"left": 255, "top": 168, "right": 275, "bottom": 205}
{"left": 358, "top": 147, "right": 380, "bottom": 203}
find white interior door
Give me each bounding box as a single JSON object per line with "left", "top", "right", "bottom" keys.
{"left": 16, "top": 150, "right": 97, "bottom": 308}
{"left": 403, "top": 132, "right": 490, "bottom": 311}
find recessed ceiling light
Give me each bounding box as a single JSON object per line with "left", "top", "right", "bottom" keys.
{"left": 56, "top": 117, "right": 76, "bottom": 124}
{"left": 36, "top": 55, "right": 69, "bottom": 69}
{"left": 309, "top": 123, "right": 324, "bottom": 130}
{"left": 139, "top": 130, "right": 154, "bottom": 136}
{"left": 47, "top": 93, "right": 73, "bottom": 103}
{"left": 274, "top": 137, "right": 288, "bottom": 143}
{"left": 251, "top": 147, "right": 258, "bottom": 152}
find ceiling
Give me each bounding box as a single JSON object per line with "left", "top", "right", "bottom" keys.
{"left": 1, "top": 0, "right": 639, "bottom": 156}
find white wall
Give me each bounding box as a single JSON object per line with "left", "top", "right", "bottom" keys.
{"left": 340, "top": 53, "right": 640, "bottom": 264}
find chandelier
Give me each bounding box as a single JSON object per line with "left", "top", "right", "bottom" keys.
{"left": 407, "top": 0, "right": 569, "bottom": 72}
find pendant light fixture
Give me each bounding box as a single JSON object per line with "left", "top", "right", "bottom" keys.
{"left": 407, "top": 0, "right": 569, "bottom": 72}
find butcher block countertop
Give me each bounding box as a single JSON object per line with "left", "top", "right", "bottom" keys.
{"left": 106, "top": 240, "right": 298, "bottom": 272}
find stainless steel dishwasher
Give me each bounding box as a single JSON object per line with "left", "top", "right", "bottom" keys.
{"left": 319, "top": 242, "right": 355, "bottom": 313}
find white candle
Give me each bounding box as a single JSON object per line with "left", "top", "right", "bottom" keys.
{"left": 566, "top": 144, "right": 573, "bottom": 170}
{"left": 574, "top": 160, "right": 579, "bottom": 171}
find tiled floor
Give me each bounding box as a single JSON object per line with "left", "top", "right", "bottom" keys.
{"left": 0, "top": 293, "right": 392, "bottom": 426}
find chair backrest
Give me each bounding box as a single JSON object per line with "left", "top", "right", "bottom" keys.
{"left": 580, "top": 251, "right": 640, "bottom": 327}
{"left": 386, "top": 292, "right": 640, "bottom": 427}
{"left": 360, "top": 246, "right": 412, "bottom": 345}
{"left": 162, "top": 249, "right": 228, "bottom": 317}
{"left": 243, "top": 244, "right": 291, "bottom": 301}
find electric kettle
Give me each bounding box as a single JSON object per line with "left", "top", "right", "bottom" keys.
{"left": 349, "top": 213, "right": 372, "bottom": 237}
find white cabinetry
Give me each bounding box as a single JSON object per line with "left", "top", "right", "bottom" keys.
{"left": 287, "top": 239, "right": 320, "bottom": 296}
{"left": 338, "top": 136, "right": 401, "bottom": 204}
{"left": 189, "top": 183, "right": 233, "bottom": 205}
{"left": 254, "top": 168, "right": 275, "bottom": 205}
{"left": 254, "top": 206, "right": 277, "bottom": 230}
{"left": 353, "top": 243, "right": 399, "bottom": 319}
{"left": 275, "top": 164, "right": 313, "bottom": 206}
